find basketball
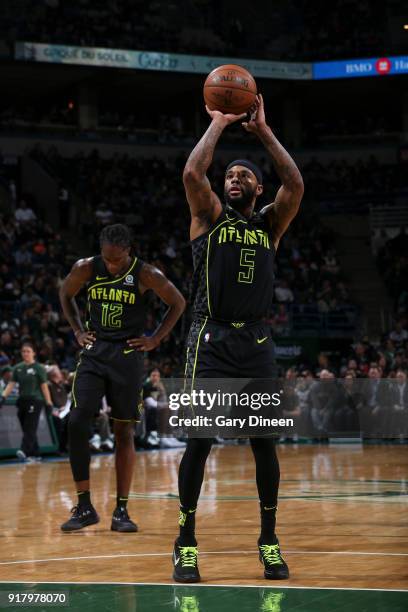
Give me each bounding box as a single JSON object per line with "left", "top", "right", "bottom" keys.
{"left": 203, "top": 64, "right": 257, "bottom": 115}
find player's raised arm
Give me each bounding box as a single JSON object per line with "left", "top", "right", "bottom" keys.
{"left": 184, "top": 107, "right": 246, "bottom": 240}
{"left": 126, "top": 263, "right": 186, "bottom": 351}
{"left": 59, "top": 258, "right": 96, "bottom": 347}
{"left": 242, "top": 95, "right": 304, "bottom": 249}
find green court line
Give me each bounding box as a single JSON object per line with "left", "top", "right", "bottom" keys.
{"left": 0, "top": 583, "right": 406, "bottom": 612}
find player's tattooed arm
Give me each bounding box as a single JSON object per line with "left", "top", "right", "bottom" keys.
{"left": 184, "top": 107, "right": 246, "bottom": 240}
{"left": 243, "top": 94, "right": 304, "bottom": 249}
{"left": 128, "top": 264, "right": 186, "bottom": 351}
{"left": 59, "top": 258, "right": 96, "bottom": 347}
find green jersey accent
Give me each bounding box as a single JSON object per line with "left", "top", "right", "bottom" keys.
{"left": 86, "top": 255, "right": 147, "bottom": 341}
{"left": 190, "top": 206, "right": 275, "bottom": 322}
{"left": 12, "top": 361, "right": 47, "bottom": 401}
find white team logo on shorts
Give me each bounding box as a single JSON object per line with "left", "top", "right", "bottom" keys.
{"left": 204, "top": 332, "right": 211, "bottom": 343}
{"left": 124, "top": 275, "right": 134, "bottom": 285}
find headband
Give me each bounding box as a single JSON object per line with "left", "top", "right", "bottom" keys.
{"left": 226, "top": 159, "right": 263, "bottom": 184}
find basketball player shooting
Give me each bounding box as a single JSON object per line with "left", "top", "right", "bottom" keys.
{"left": 172, "top": 94, "right": 304, "bottom": 582}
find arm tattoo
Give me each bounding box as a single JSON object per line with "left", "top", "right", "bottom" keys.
{"left": 258, "top": 126, "right": 303, "bottom": 190}
{"left": 185, "top": 120, "right": 226, "bottom": 177}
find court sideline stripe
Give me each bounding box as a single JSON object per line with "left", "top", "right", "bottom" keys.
{"left": 0, "top": 549, "right": 407, "bottom": 567}
{"left": 0, "top": 580, "right": 406, "bottom": 593}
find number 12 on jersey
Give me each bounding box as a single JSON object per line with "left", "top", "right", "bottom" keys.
{"left": 101, "top": 303, "right": 123, "bottom": 328}
{"left": 238, "top": 248, "right": 256, "bottom": 284}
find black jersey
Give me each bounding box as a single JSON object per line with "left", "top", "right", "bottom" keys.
{"left": 190, "top": 206, "right": 275, "bottom": 323}
{"left": 86, "top": 255, "right": 147, "bottom": 341}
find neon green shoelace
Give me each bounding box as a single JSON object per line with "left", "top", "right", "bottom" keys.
{"left": 179, "top": 546, "right": 198, "bottom": 568}
{"left": 260, "top": 544, "right": 283, "bottom": 565}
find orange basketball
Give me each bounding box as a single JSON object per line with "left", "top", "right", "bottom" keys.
{"left": 203, "top": 64, "right": 257, "bottom": 115}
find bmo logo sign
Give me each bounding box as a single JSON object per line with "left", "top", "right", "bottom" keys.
{"left": 375, "top": 57, "right": 391, "bottom": 74}
{"left": 345, "top": 62, "right": 372, "bottom": 74}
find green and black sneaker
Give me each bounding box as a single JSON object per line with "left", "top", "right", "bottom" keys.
{"left": 258, "top": 539, "right": 289, "bottom": 580}
{"left": 173, "top": 540, "right": 200, "bottom": 583}
{"left": 60, "top": 504, "right": 100, "bottom": 532}
{"left": 111, "top": 506, "right": 138, "bottom": 532}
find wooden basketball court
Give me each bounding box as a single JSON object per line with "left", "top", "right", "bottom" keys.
{"left": 0, "top": 444, "right": 407, "bottom": 611}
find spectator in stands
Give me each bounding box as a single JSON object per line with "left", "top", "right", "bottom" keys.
{"left": 48, "top": 365, "right": 70, "bottom": 453}
{"left": 389, "top": 321, "right": 408, "bottom": 346}
{"left": 142, "top": 368, "right": 185, "bottom": 449}
{"left": 316, "top": 352, "right": 332, "bottom": 376}
{"left": 361, "top": 365, "right": 390, "bottom": 436}
{"left": 89, "top": 397, "right": 114, "bottom": 452}
{"left": 388, "top": 369, "right": 408, "bottom": 437}
{"left": 14, "top": 199, "right": 36, "bottom": 225}
{"left": 141, "top": 368, "right": 166, "bottom": 449}
{"left": 95, "top": 202, "right": 114, "bottom": 227}
{"left": 333, "top": 371, "right": 362, "bottom": 433}
{"left": 1, "top": 365, "right": 17, "bottom": 397}
{"left": 274, "top": 280, "right": 294, "bottom": 303}
{"left": 309, "top": 369, "right": 340, "bottom": 437}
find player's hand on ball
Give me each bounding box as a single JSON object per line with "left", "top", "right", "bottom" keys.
{"left": 127, "top": 336, "right": 160, "bottom": 351}
{"left": 242, "top": 94, "right": 266, "bottom": 133}
{"left": 75, "top": 330, "right": 96, "bottom": 347}
{"left": 206, "top": 105, "right": 247, "bottom": 125}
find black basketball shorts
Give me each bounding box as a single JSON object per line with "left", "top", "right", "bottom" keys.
{"left": 72, "top": 339, "right": 144, "bottom": 421}
{"left": 184, "top": 317, "right": 276, "bottom": 381}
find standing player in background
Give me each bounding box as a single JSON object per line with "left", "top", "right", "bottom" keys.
{"left": 173, "top": 95, "right": 304, "bottom": 582}
{"left": 0, "top": 342, "right": 54, "bottom": 462}
{"left": 59, "top": 224, "right": 185, "bottom": 532}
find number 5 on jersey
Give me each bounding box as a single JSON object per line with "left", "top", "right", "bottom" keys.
{"left": 238, "top": 248, "right": 256, "bottom": 284}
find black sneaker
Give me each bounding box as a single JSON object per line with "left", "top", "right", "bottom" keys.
{"left": 111, "top": 506, "right": 138, "bottom": 532}
{"left": 258, "top": 538, "right": 289, "bottom": 580}
{"left": 172, "top": 539, "right": 200, "bottom": 583}
{"left": 60, "top": 504, "right": 100, "bottom": 532}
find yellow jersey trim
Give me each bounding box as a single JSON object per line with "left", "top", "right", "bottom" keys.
{"left": 87, "top": 257, "right": 138, "bottom": 292}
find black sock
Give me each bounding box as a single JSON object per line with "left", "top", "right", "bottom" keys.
{"left": 259, "top": 503, "right": 277, "bottom": 545}
{"left": 178, "top": 506, "right": 197, "bottom": 546}
{"left": 116, "top": 495, "right": 128, "bottom": 509}
{"left": 77, "top": 490, "right": 91, "bottom": 507}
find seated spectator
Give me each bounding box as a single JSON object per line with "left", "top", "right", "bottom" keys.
{"left": 322, "top": 249, "right": 340, "bottom": 275}
{"left": 48, "top": 366, "right": 70, "bottom": 453}
{"left": 274, "top": 280, "right": 294, "bottom": 303}
{"left": 333, "top": 371, "right": 362, "bottom": 433}
{"left": 90, "top": 397, "right": 114, "bottom": 452}
{"left": 141, "top": 368, "right": 185, "bottom": 449}
{"left": 95, "top": 202, "right": 114, "bottom": 227}
{"left": 309, "top": 369, "right": 340, "bottom": 437}
{"left": 15, "top": 199, "right": 36, "bottom": 224}
{"left": 361, "top": 365, "right": 390, "bottom": 436}
{"left": 388, "top": 369, "right": 408, "bottom": 438}
{"left": 0, "top": 365, "right": 18, "bottom": 397}
{"left": 389, "top": 321, "right": 408, "bottom": 346}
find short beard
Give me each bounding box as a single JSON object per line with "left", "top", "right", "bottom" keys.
{"left": 224, "top": 187, "right": 255, "bottom": 210}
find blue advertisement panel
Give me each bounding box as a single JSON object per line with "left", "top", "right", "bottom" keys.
{"left": 313, "top": 56, "right": 408, "bottom": 79}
